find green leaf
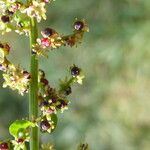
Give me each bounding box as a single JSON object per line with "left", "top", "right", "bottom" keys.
{"left": 9, "top": 120, "right": 35, "bottom": 138}
{"left": 51, "top": 114, "right": 58, "bottom": 133}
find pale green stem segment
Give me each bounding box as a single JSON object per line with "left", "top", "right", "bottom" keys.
{"left": 29, "top": 13, "right": 39, "bottom": 150}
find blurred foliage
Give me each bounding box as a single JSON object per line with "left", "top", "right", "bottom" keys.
{"left": 0, "top": 0, "right": 150, "bottom": 150}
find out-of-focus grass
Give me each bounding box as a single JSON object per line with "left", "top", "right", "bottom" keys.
{"left": 0, "top": 0, "right": 150, "bottom": 150}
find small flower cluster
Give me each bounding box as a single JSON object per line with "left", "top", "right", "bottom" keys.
{"left": 3, "top": 67, "right": 31, "bottom": 95}
{"left": 22, "top": 1, "right": 46, "bottom": 22}
{"left": 11, "top": 129, "right": 30, "bottom": 150}
{"left": 0, "top": 0, "right": 53, "bottom": 35}
{"left": 33, "top": 19, "right": 89, "bottom": 56}
{"left": 0, "top": 42, "right": 31, "bottom": 95}
{"left": 33, "top": 28, "right": 63, "bottom": 55}
{"left": 0, "top": 140, "right": 56, "bottom": 150}
{"left": 0, "top": 0, "right": 29, "bottom": 35}
{"left": 37, "top": 65, "right": 84, "bottom": 133}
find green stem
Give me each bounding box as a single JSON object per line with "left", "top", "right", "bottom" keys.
{"left": 29, "top": 15, "right": 39, "bottom": 150}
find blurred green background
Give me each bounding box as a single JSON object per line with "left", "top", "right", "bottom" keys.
{"left": 0, "top": 0, "right": 150, "bottom": 149}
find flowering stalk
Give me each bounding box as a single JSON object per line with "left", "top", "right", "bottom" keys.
{"left": 29, "top": 17, "right": 39, "bottom": 150}
{"left": 0, "top": 0, "right": 89, "bottom": 149}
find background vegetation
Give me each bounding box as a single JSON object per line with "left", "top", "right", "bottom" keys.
{"left": 0, "top": 0, "right": 150, "bottom": 149}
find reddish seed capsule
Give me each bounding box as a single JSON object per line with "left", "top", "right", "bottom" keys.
{"left": 41, "top": 38, "right": 51, "bottom": 47}
{"left": 40, "top": 78, "right": 49, "bottom": 85}
{"left": 1, "top": 15, "right": 10, "bottom": 23}
{"left": 0, "top": 142, "right": 9, "bottom": 150}
{"left": 47, "top": 107, "right": 55, "bottom": 114}
{"left": 17, "top": 138, "right": 24, "bottom": 144}
{"left": 40, "top": 120, "right": 51, "bottom": 132}
{"left": 74, "top": 21, "right": 84, "bottom": 31}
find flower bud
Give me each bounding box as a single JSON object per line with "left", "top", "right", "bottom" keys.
{"left": 0, "top": 142, "right": 9, "bottom": 150}
{"left": 41, "top": 38, "right": 51, "bottom": 48}
{"left": 17, "top": 138, "right": 24, "bottom": 144}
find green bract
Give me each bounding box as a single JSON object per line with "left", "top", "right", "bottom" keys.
{"left": 50, "top": 114, "right": 58, "bottom": 133}
{"left": 9, "top": 120, "right": 35, "bottom": 138}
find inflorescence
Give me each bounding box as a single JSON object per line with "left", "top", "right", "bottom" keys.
{"left": 0, "top": 0, "right": 88, "bottom": 149}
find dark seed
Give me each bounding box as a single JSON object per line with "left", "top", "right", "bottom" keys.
{"left": 57, "top": 100, "right": 67, "bottom": 109}
{"left": 40, "top": 78, "right": 49, "bottom": 85}
{"left": 71, "top": 66, "right": 80, "bottom": 76}
{"left": 74, "top": 21, "right": 84, "bottom": 31}
{"left": 1, "top": 15, "right": 10, "bottom": 23}
{"left": 31, "top": 50, "right": 37, "bottom": 55}
{"left": 40, "top": 120, "right": 50, "bottom": 132}
{"left": 41, "top": 28, "right": 55, "bottom": 37}
{"left": 51, "top": 96, "right": 57, "bottom": 103}
{"left": 39, "top": 101, "right": 49, "bottom": 107}
{"left": 0, "top": 43, "right": 4, "bottom": 48}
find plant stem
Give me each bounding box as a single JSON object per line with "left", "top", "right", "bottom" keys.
{"left": 29, "top": 15, "right": 39, "bottom": 150}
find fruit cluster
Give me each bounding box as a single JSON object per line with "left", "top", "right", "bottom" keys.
{"left": 33, "top": 19, "right": 89, "bottom": 56}
{"left": 37, "top": 65, "right": 84, "bottom": 133}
